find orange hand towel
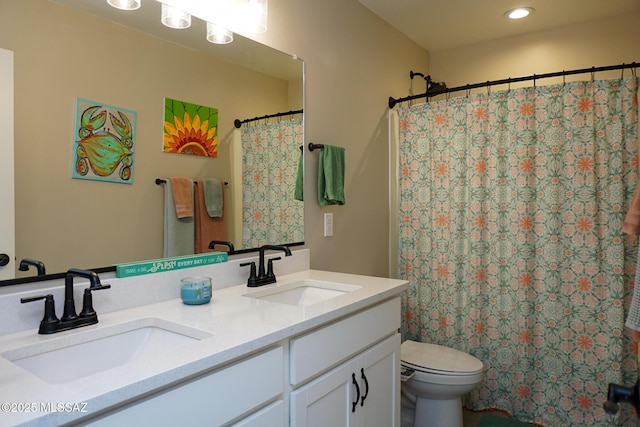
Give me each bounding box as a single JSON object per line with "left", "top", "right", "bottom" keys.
{"left": 194, "top": 180, "right": 227, "bottom": 253}
{"left": 623, "top": 182, "right": 640, "bottom": 235}
{"left": 168, "top": 177, "right": 193, "bottom": 219}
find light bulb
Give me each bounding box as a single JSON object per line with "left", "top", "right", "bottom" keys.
{"left": 107, "top": 0, "right": 140, "bottom": 11}
{"left": 505, "top": 7, "right": 534, "bottom": 20}
{"left": 207, "top": 22, "right": 233, "bottom": 44}
{"left": 161, "top": 3, "right": 191, "bottom": 29}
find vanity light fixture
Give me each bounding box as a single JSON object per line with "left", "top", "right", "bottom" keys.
{"left": 161, "top": 3, "right": 191, "bottom": 29}
{"left": 107, "top": 0, "right": 141, "bottom": 10}
{"left": 207, "top": 22, "right": 233, "bottom": 44}
{"left": 505, "top": 7, "right": 534, "bottom": 20}
{"left": 109, "top": 0, "right": 267, "bottom": 39}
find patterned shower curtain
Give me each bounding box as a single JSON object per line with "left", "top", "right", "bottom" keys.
{"left": 241, "top": 117, "right": 304, "bottom": 248}
{"left": 397, "top": 76, "right": 639, "bottom": 426}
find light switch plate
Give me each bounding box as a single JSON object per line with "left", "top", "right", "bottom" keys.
{"left": 324, "top": 213, "right": 333, "bottom": 237}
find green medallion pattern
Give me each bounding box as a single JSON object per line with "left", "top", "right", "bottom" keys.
{"left": 397, "top": 77, "right": 639, "bottom": 426}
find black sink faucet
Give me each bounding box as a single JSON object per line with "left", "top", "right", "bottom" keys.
{"left": 62, "top": 268, "right": 110, "bottom": 322}
{"left": 241, "top": 245, "right": 292, "bottom": 287}
{"left": 208, "top": 240, "right": 235, "bottom": 253}
{"left": 18, "top": 258, "right": 46, "bottom": 276}
{"left": 21, "top": 268, "right": 111, "bottom": 334}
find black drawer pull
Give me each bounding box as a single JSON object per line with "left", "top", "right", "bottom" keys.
{"left": 360, "top": 368, "right": 369, "bottom": 406}
{"left": 351, "top": 372, "right": 360, "bottom": 413}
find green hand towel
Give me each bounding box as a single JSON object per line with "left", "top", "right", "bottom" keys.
{"left": 294, "top": 148, "right": 304, "bottom": 201}
{"left": 203, "top": 178, "right": 223, "bottom": 218}
{"left": 317, "top": 144, "right": 345, "bottom": 206}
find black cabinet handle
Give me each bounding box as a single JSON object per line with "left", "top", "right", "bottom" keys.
{"left": 360, "top": 368, "right": 369, "bottom": 406}
{"left": 351, "top": 372, "right": 360, "bottom": 413}
{"left": 0, "top": 253, "right": 10, "bottom": 267}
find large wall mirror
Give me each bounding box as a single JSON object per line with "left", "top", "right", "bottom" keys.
{"left": 0, "top": 0, "right": 304, "bottom": 285}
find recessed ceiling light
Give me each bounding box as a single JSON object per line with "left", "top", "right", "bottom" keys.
{"left": 505, "top": 7, "right": 534, "bottom": 20}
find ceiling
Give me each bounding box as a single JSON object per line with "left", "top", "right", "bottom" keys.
{"left": 358, "top": 0, "right": 640, "bottom": 53}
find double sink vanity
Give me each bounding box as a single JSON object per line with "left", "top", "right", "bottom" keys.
{"left": 0, "top": 249, "right": 408, "bottom": 426}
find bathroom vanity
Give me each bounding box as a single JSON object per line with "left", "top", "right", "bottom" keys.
{"left": 0, "top": 250, "right": 408, "bottom": 426}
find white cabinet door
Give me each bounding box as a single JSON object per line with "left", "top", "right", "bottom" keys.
{"left": 290, "top": 358, "right": 358, "bottom": 427}
{"left": 357, "top": 333, "right": 401, "bottom": 427}
{"left": 291, "top": 333, "right": 401, "bottom": 427}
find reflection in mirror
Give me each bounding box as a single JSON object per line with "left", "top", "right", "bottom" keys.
{"left": 236, "top": 112, "right": 304, "bottom": 249}
{"left": 0, "top": 0, "right": 304, "bottom": 285}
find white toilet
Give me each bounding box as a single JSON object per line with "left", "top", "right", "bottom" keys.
{"left": 400, "top": 340, "right": 484, "bottom": 427}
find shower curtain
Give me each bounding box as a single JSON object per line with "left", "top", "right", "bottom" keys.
{"left": 241, "top": 117, "right": 304, "bottom": 248}
{"left": 396, "top": 76, "right": 639, "bottom": 426}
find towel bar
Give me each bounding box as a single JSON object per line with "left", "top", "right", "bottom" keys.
{"left": 155, "top": 179, "right": 228, "bottom": 186}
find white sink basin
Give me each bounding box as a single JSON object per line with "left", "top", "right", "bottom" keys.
{"left": 2, "top": 318, "right": 212, "bottom": 384}
{"left": 244, "top": 279, "right": 361, "bottom": 306}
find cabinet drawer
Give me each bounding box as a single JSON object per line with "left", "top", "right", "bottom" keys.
{"left": 290, "top": 297, "right": 400, "bottom": 386}
{"left": 83, "top": 346, "right": 284, "bottom": 427}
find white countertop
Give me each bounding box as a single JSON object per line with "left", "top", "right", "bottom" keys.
{"left": 0, "top": 269, "right": 408, "bottom": 426}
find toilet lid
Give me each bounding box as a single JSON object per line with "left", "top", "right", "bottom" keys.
{"left": 401, "top": 340, "right": 484, "bottom": 374}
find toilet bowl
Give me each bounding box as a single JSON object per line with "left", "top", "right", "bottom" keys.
{"left": 400, "top": 340, "right": 484, "bottom": 427}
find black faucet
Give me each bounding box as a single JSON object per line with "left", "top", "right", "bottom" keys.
{"left": 18, "top": 258, "right": 46, "bottom": 276}
{"left": 208, "top": 240, "right": 235, "bottom": 253}
{"left": 241, "top": 245, "right": 292, "bottom": 287}
{"left": 604, "top": 379, "right": 640, "bottom": 416}
{"left": 21, "top": 268, "right": 111, "bottom": 334}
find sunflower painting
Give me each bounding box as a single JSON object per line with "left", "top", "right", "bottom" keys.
{"left": 163, "top": 98, "right": 218, "bottom": 157}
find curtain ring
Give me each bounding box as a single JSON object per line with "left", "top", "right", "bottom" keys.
{"left": 533, "top": 74, "right": 536, "bottom": 88}
{"left": 562, "top": 73, "right": 566, "bottom": 86}
{"left": 487, "top": 82, "right": 491, "bottom": 95}
{"left": 620, "top": 64, "right": 625, "bottom": 80}
{"left": 591, "top": 67, "right": 596, "bottom": 82}
{"left": 508, "top": 79, "right": 511, "bottom": 92}
{"left": 466, "top": 85, "right": 471, "bottom": 97}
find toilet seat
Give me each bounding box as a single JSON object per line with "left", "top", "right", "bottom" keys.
{"left": 401, "top": 340, "right": 484, "bottom": 376}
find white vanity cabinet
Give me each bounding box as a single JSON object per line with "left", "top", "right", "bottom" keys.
{"left": 82, "top": 346, "right": 285, "bottom": 427}
{"left": 290, "top": 333, "right": 400, "bottom": 427}
{"left": 289, "top": 297, "right": 401, "bottom": 427}
{"left": 75, "top": 297, "right": 401, "bottom": 427}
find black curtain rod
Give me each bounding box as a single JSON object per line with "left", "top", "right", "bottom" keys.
{"left": 155, "top": 178, "right": 228, "bottom": 186}
{"left": 234, "top": 109, "right": 303, "bottom": 128}
{"left": 388, "top": 62, "right": 639, "bottom": 108}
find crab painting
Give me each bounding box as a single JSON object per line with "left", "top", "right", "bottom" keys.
{"left": 74, "top": 102, "right": 135, "bottom": 182}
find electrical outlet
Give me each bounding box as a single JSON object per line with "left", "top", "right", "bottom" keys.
{"left": 324, "top": 213, "right": 333, "bottom": 237}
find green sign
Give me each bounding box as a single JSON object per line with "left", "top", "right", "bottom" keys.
{"left": 115, "top": 252, "right": 228, "bottom": 278}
